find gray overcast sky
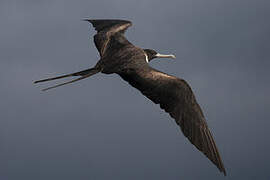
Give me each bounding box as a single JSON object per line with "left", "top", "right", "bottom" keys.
{"left": 0, "top": 0, "right": 270, "bottom": 179}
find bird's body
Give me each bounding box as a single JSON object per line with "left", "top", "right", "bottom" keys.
{"left": 97, "top": 44, "right": 147, "bottom": 74}
{"left": 34, "top": 19, "right": 226, "bottom": 175}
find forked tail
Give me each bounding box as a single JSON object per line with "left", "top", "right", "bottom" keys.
{"left": 34, "top": 67, "right": 100, "bottom": 91}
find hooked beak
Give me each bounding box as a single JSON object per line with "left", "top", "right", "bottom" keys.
{"left": 155, "top": 53, "right": 176, "bottom": 59}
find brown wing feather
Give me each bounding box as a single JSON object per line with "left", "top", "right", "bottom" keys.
{"left": 119, "top": 67, "right": 226, "bottom": 176}
{"left": 84, "top": 19, "right": 132, "bottom": 57}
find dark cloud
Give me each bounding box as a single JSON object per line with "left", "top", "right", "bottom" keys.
{"left": 0, "top": 0, "right": 269, "bottom": 179}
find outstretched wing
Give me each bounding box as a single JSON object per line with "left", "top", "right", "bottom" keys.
{"left": 119, "top": 67, "right": 226, "bottom": 176}
{"left": 84, "top": 19, "right": 132, "bottom": 57}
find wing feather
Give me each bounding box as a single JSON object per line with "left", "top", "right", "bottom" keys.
{"left": 119, "top": 67, "right": 226, "bottom": 175}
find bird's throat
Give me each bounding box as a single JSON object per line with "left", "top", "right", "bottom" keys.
{"left": 144, "top": 53, "right": 149, "bottom": 63}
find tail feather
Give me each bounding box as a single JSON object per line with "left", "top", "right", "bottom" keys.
{"left": 34, "top": 68, "right": 97, "bottom": 84}
{"left": 34, "top": 68, "right": 100, "bottom": 91}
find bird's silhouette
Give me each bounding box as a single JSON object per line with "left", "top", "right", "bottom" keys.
{"left": 34, "top": 19, "right": 226, "bottom": 175}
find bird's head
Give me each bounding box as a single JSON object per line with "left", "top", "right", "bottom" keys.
{"left": 143, "top": 49, "right": 176, "bottom": 62}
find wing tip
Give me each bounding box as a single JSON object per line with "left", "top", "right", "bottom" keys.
{"left": 82, "top": 19, "right": 132, "bottom": 25}
{"left": 218, "top": 157, "right": 227, "bottom": 176}
{"left": 222, "top": 169, "right": 227, "bottom": 176}
{"left": 183, "top": 123, "right": 227, "bottom": 176}
{"left": 82, "top": 19, "right": 132, "bottom": 33}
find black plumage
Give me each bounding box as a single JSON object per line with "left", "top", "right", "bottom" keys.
{"left": 34, "top": 19, "right": 226, "bottom": 175}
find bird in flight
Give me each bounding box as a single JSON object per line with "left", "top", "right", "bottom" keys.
{"left": 34, "top": 19, "right": 226, "bottom": 175}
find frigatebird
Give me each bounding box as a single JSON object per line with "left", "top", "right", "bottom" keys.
{"left": 34, "top": 19, "right": 226, "bottom": 175}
